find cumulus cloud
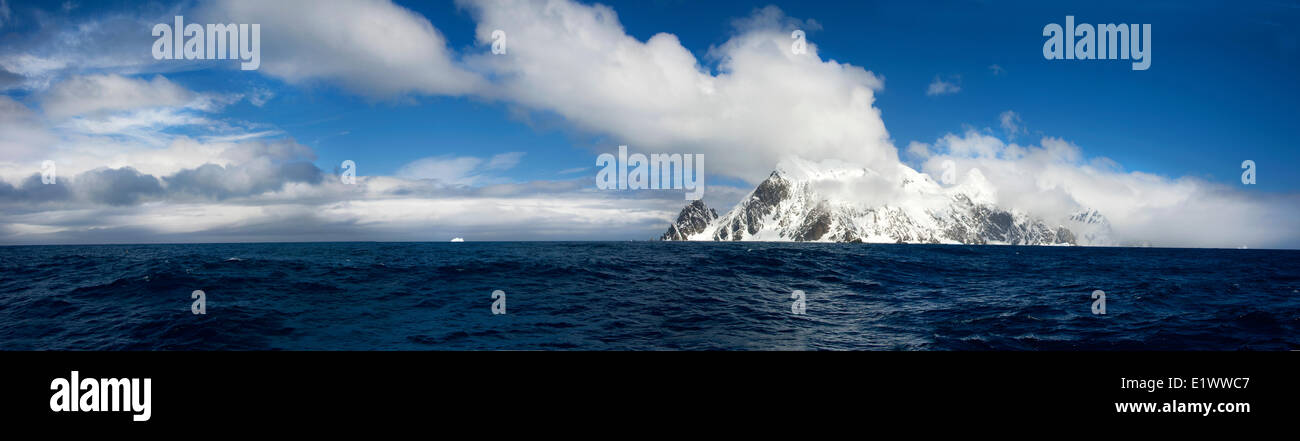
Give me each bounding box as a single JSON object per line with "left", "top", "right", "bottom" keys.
{"left": 72, "top": 167, "right": 164, "bottom": 206}
{"left": 10, "top": 0, "right": 901, "bottom": 183}
{"left": 460, "top": 0, "right": 894, "bottom": 182}
{"left": 905, "top": 141, "right": 932, "bottom": 159}
{"left": 201, "top": 0, "right": 485, "bottom": 98}
{"left": 1, "top": 142, "right": 321, "bottom": 207}
{"left": 165, "top": 161, "right": 323, "bottom": 200}
{"left": 0, "top": 174, "right": 71, "bottom": 204}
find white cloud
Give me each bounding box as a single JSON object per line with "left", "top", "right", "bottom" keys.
{"left": 248, "top": 88, "right": 273, "bottom": 107}
{"left": 918, "top": 129, "right": 1300, "bottom": 248}
{"left": 926, "top": 75, "right": 961, "bottom": 96}
{"left": 0, "top": 96, "right": 57, "bottom": 162}
{"left": 999, "top": 110, "right": 1023, "bottom": 138}
{"left": 396, "top": 151, "right": 525, "bottom": 186}
{"left": 485, "top": 151, "right": 526, "bottom": 170}
{"left": 0, "top": 0, "right": 1296, "bottom": 248}
{"left": 0, "top": 1, "right": 909, "bottom": 243}
{"left": 40, "top": 74, "right": 204, "bottom": 118}
{"left": 59, "top": 108, "right": 213, "bottom": 138}
{"left": 459, "top": 0, "right": 894, "bottom": 183}
{"left": 0, "top": 123, "right": 312, "bottom": 187}
{"left": 935, "top": 130, "right": 1006, "bottom": 158}
{"left": 396, "top": 156, "right": 487, "bottom": 185}
{"left": 0, "top": 13, "right": 173, "bottom": 88}
{"left": 905, "top": 141, "right": 931, "bottom": 159}
{"left": 0, "top": 191, "right": 687, "bottom": 244}
{"left": 11, "top": 1, "right": 901, "bottom": 183}
{"left": 203, "top": 0, "right": 485, "bottom": 98}
{"left": 0, "top": 71, "right": 298, "bottom": 189}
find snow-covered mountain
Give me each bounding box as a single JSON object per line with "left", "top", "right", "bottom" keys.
{"left": 660, "top": 200, "right": 718, "bottom": 241}
{"left": 1064, "top": 208, "right": 1113, "bottom": 246}
{"left": 661, "top": 158, "right": 1110, "bottom": 245}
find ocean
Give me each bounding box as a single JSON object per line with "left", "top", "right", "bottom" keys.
{"left": 1, "top": 242, "right": 1296, "bottom": 350}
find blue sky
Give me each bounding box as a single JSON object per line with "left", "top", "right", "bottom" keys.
{"left": 601, "top": 0, "right": 1300, "bottom": 190}
{"left": 14, "top": 0, "right": 1295, "bottom": 188}
{"left": 360, "top": 0, "right": 1268, "bottom": 191}
{"left": 0, "top": 0, "right": 1297, "bottom": 246}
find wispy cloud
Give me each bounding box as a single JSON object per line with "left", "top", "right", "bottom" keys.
{"left": 926, "top": 75, "right": 961, "bottom": 96}
{"left": 999, "top": 110, "right": 1024, "bottom": 139}
{"left": 396, "top": 152, "right": 526, "bottom": 186}
{"left": 40, "top": 74, "right": 200, "bottom": 118}
{"left": 0, "top": 0, "right": 11, "bottom": 29}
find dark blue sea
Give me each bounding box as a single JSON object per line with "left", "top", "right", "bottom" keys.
{"left": 0, "top": 242, "right": 1296, "bottom": 350}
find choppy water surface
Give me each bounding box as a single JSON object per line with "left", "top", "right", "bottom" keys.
{"left": 0, "top": 242, "right": 1296, "bottom": 350}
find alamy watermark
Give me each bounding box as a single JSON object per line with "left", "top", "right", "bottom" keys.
{"left": 152, "top": 16, "right": 260, "bottom": 70}
{"left": 340, "top": 160, "right": 357, "bottom": 185}
{"left": 491, "top": 290, "right": 506, "bottom": 315}
{"left": 940, "top": 160, "right": 956, "bottom": 185}
{"left": 791, "top": 290, "right": 806, "bottom": 315}
{"left": 49, "top": 371, "right": 151, "bottom": 422}
{"left": 492, "top": 30, "right": 507, "bottom": 55}
{"left": 1043, "top": 16, "right": 1150, "bottom": 70}
{"left": 596, "top": 145, "right": 704, "bottom": 200}
{"left": 191, "top": 290, "right": 207, "bottom": 315}
{"left": 41, "top": 160, "right": 56, "bottom": 185}
{"left": 791, "top": 29, "right": 807, "bottom": 55}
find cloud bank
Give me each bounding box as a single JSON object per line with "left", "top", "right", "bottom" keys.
{"left": 912, "top": 129, "right": 1300, "bottom": 248}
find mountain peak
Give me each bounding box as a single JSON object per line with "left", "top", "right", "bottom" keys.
{"left": 659, "top": 199, "right": 718, "bottom": 240}
{"left": 664, "top": 159, "right": 1093, "bottom": 245}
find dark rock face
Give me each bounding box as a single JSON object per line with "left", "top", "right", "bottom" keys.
{"left": 712, "top": 171, "right": 791, "bottom": 241}
{"left": 1055, "top": 227, "right": 1076, "bottom": 244}
{"left": 794, "top": 202, "right": 831, "bottom": 241}
{"left": 660, "top": 199, "right": 718, "bottom": 240}
{"left": 937, "top": 194, "right": 1074, "bottom": 245}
